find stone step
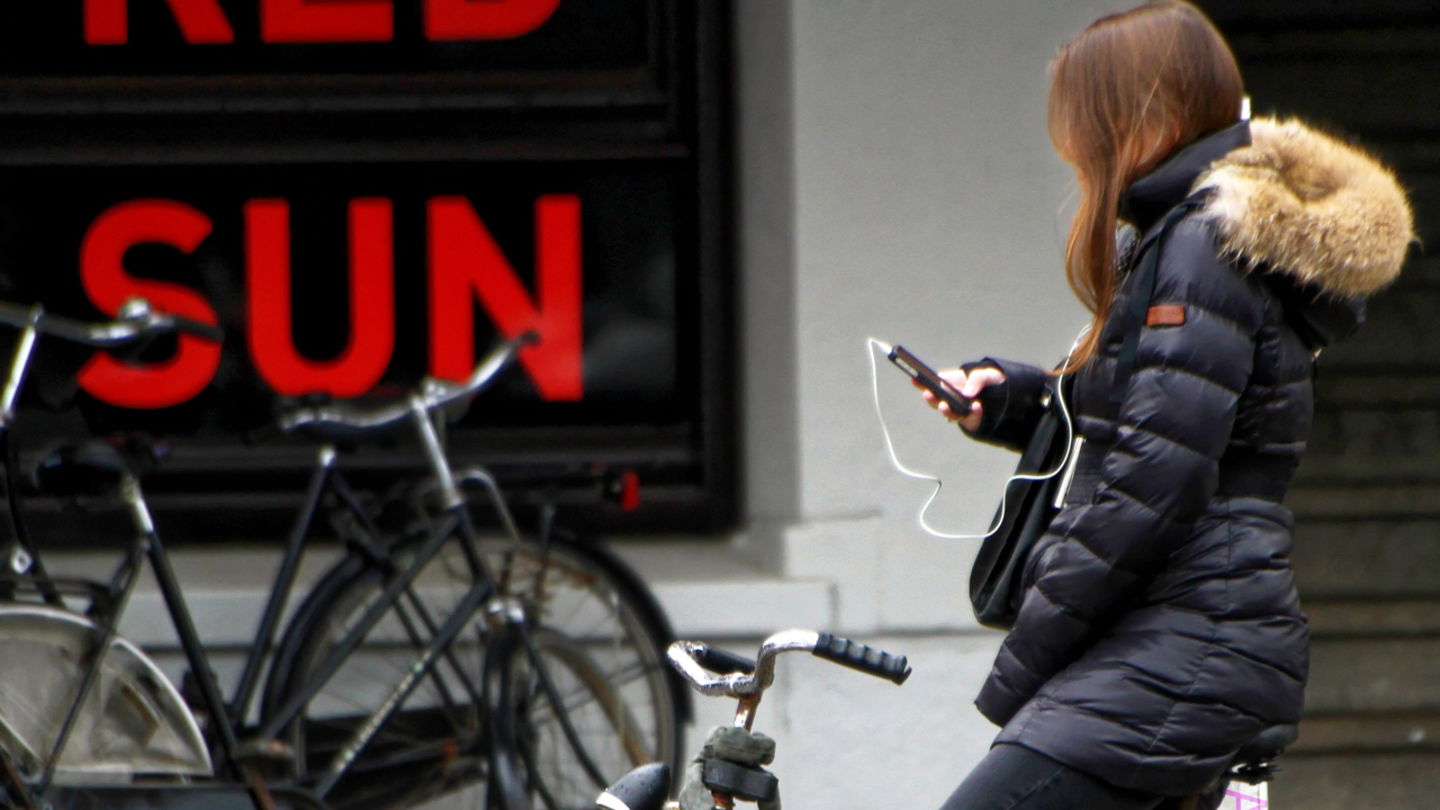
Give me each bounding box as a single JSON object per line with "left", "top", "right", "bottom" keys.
{"left": 1294, "top": 711, "right": 1440, "bottom": 755}
{"left": 1273, "top": 751, "right": 1440, "bottom": 810}
{"left": 1387, "top": 165, "right": 1440, "bottom": 245}
{"left": 1306, "top": 635, "right": 1440, "bottom": 714}
{"left": 1305, "top": 599, "right": 1440, "bottom": 638}
{"left": 1299, "top": 406, "right": 1440, "bottom": 482}
{"left": 1288, "top": 483, "right": 1440, "bottom": 521}
{"left": 1319, "top": 279, "right": 1440, "bottom": 369}
{"left": 1303, "top": 602, "right": 1440, "bottom": 720}
{"left": 1242, "top": 56, "right": 1440, "bottom": 144}
{"left": 1392, "top": 256, "right": 1440, "bottom": 289}
{"left": 1314, "top": 372, "right": 1440, "bottom": 410}
{"left": 1292, "top": 519, "right": 1440, "bottom": 599}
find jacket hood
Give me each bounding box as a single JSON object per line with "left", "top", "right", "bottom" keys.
{"left": 1192, "top": 116, "right": 1415, "bottom": 299}
{"left": 1121, "top": 122, "right": 1252, "bottom": 229}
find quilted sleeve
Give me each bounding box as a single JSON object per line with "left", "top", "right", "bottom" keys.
{"left": 959, "top": 356, "right": 1052, "bottom": 452}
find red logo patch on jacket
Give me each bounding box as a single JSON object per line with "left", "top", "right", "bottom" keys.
{"left": 1146, "top": 304, "right": 1186, "bottom": 327}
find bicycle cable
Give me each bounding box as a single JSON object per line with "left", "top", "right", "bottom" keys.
{"left": 865, "top": 331, "right": 1084, "bottom": 540}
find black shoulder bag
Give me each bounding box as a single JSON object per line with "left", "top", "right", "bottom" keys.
{"left": 968, "top": 199, "right": 1201, "bottom": 630}
{"left": 967, "top": 372, "right": 1072, "bottom": 629}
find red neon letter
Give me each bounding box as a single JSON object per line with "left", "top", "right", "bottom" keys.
{"left": 76, "top": 201, "right": 222, "bottom": 408}
{"left": 424, "top": 0, "right": 561, "bottom": 40}
{"left": 261, "top": 0, "right": 393, "bottom": 43}
{"left": 245, "top": 199, "right": 395, "bottom": 397}
{"left": 84, "top": 0, "right": 235, "bottom": 45}
{"left": 428, "top": 195, "right": 582, "bottom": 401}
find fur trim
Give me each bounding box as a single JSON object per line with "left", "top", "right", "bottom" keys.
{"left": 1192, "top": 117, "right": 1414, "bottom": 298}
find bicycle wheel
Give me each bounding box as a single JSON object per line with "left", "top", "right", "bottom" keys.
{"left": 262, "top": 527, "right": 686, "bottom": 810}
{"left": 491, "top": 623, "right": 667, "bottom": 810}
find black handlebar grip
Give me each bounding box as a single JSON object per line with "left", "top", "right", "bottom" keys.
{"left": 812, "top": 633, "right": 912, "bottom": 685}
{"left": 694, "top": 643, "right": 757, "bottom": 675}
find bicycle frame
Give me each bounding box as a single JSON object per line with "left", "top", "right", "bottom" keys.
{"left": 5, "top": 422, "right": 532, "bottom": 810}
{"left": 0, "top": 306, "right": 543, "bottom": 810}
{"left": 246, "top": 446, "right": 503, "bottom": 797}
{"left": 156, "top": 405, "right": 532, "bottom": 804}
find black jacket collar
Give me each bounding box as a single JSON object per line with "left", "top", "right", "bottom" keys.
{"left": 1120, "top": 121, "right": 1251, "bottom": 230}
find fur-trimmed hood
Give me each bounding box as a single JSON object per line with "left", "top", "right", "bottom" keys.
{"left": 1192, "top": 116, "right": 1415, "bottom": 299}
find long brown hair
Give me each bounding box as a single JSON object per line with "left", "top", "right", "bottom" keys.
{"left": 1049, "top": 1, "right": 1243, "bottom": 370}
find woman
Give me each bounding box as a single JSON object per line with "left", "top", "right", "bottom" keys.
{"left": 922, "top": 3, "right": 1414, "bottom": 808}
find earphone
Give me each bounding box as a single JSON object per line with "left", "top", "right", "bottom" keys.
{"left": 866, "top": 331, "right": 1085, "bottom": 540}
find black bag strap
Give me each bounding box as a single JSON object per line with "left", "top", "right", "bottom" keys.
{"left": 1107, "top": 197, "right": 1205, "bottom": 417}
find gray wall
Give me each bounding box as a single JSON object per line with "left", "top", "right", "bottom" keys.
{"left": 732, "top": 0, "right": 1100, "bottom": 632}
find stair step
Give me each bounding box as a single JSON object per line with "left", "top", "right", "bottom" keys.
{"left": 1292, "top": 518, "right": 1440, "bottom": 598}
{"left": 1293, "top": 711, "right": 1440, "bottom": 755}
{"left": 1243, "top": 58, "right": 1440, "bottom": 139}
{"left": 1273, "top": 752, "right": 1440, "bottom": 810}
{"left": 1307, "top": 635, "right": 1440, "bottom": 713}
{"left": 1305, "top": 599, "right": 1440, "bottom": 638}
{"left": 1389, "top": 166, "right": 1440, "bottom": 244}
{"left": 1390, "top": 256, "right": 1440, "bottom": 290}
{"left": 1313, "top": 371, "right": 1440, "bottom": 409}
{"left": 1299, "top": 407, "right": 1440, "bottom": 481}
{"left": 1319, "top": 281, "right": 1440, "bottom": 368}
{"left": 1289, "top": 484, "right": 1440, "bottom": 520}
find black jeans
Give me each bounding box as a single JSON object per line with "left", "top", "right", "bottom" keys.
{"left": 939, "top": 744, "right": 1227, "bottom": 810}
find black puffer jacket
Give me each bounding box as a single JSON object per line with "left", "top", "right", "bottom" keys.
{"left": 967, "top": 119, "right": 1413, "bottom": 796}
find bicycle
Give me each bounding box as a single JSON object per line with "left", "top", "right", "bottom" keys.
{"left": 0, "top": 298, "right": 687, "bottom": 810}
{"left": 597, "top": 630, "right": 912, "bottom": 810}
{"left": 597, "top": 631, "right": 1294, "bottom": 810}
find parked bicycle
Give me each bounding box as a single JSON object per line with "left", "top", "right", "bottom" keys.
{"left": 0, "top": 298, "right": 686, "bottom": 810}
{"left": 597, "top": 631, "right": 1293, "bottom": 810}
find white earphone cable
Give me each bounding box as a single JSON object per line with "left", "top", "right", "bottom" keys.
{"left": 866, "top": 334, "right": 1082, "bottom": 540}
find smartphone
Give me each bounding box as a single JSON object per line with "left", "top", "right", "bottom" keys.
{"left": 887, "top": 344, "right": 973, "bottom": 416}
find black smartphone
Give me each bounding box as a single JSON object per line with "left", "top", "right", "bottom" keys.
{"left": 888, "top": 344, "right": 973, "bottom": 416}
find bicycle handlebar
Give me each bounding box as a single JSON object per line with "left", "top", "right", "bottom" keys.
{"left": 691, "top": 643, "right": 758, "bottom": 677}
{"left": 811, "top": 631, "right": 912, "bottom": 684}
{"left": 668, "top": 629, "right": 911, "bottom": 699}
{"left": 0, "top": 298, "right": 223, "bottom": 348}
{"left": 276, "top": 331, "right": 538, "bottom": 435}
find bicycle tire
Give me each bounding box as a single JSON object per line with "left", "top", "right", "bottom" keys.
{"left": 260, "top": 528, "right": 686, "bottom": 810}
{"left": 489, "top": 622, "right": 666, "bottom": 810}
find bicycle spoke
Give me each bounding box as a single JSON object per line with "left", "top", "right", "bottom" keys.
{"left": 262, "top": 531, "right": 681, "bottom": 810}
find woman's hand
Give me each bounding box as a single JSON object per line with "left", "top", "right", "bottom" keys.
{"left": 916, "top": 366, "right": 1005, "bottom": 433}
